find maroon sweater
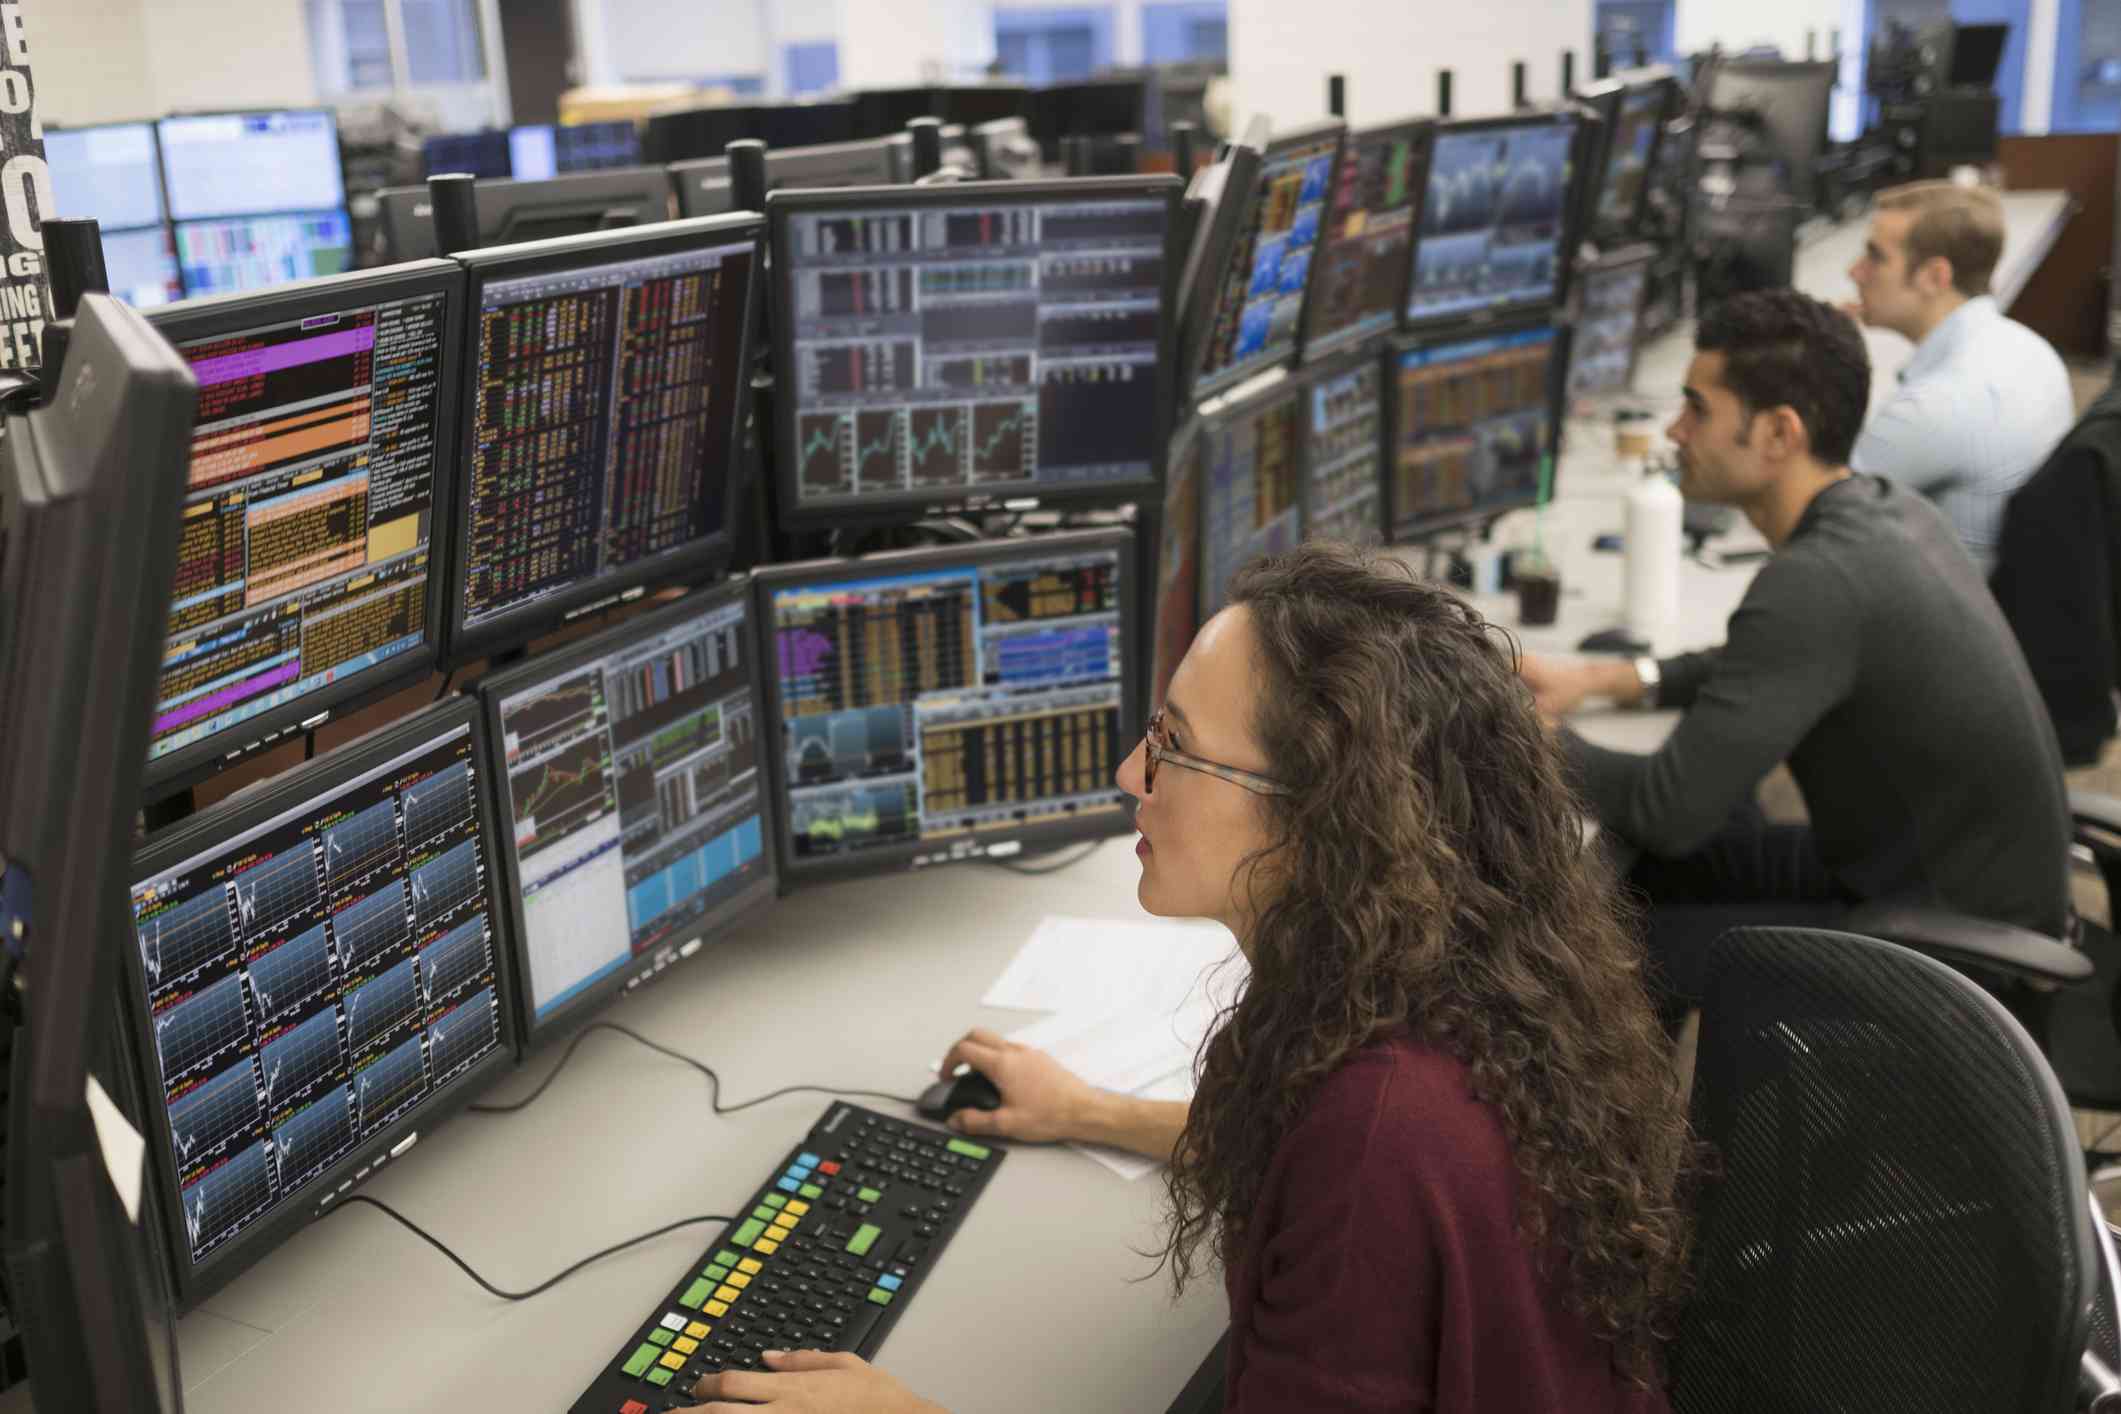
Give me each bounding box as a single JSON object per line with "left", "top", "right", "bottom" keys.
{"left": 1222, "top": 1033, "right": 1672, "bottom": 1413}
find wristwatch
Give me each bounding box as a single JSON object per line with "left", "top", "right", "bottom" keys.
{"left": 1632, "top": 655, "right": 1662, "bottom": 710}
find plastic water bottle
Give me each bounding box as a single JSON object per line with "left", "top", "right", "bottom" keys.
{"left": 1625, "top": 464, "right": 1683, "bottom": 654}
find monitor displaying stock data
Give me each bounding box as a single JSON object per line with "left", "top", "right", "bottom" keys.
{"left": 481, "top": 581, "right": 776, "bottom": 1038}
{"left": 1301, "top": 120, "right": 1428, "bottom": 361}
{"left": 144, "top": 263, "right": 462, "bottom": 795}
{"left": 1592, "top": 82, "right": 1668, "bottom": 239}
{"left": 1193, "top": 123, "right": 1343, "bottom": 398}
{"left": 757, "top": 530, "right": 1140, "bottom": 883}
{"left": 1407, "top": 113, "right": 1577, "bottom": 329}
{"left": 450, "top": 215, "right": 760, "bottom": 664}
{"left": 1391, "top": 323, "right": 1561, "bottom": 537}
{"left": 770, "top": 178, "right": 1179, "bottom": 526}
{"left": 1568, "top": 252, "right": 1652, "bottom": 399}
{"left": 1199, "top": 382, "right": 1303, "bottom": 617}
{"left": 1300, "top": 354, "right": 1387, "bottom": 546}
{"left": 123, "top": 702, "right": 513, "bottom": 1302}
{"left": 158, "top": 111, "right": 354, "bottom": 297}
{"left": 44, "top": 122, "right": 181, "bottom": 307}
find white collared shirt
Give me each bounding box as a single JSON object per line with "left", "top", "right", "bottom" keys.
{"left": 1848, "top": 295, "right": 2074, "bottom": 575}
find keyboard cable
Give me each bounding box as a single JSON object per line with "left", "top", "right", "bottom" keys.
{"left": 467, "top": 1020, "right": 925, "bottom": 1118}
{"left": 330, "top": 1194, "right": 734, "bottom": 1302}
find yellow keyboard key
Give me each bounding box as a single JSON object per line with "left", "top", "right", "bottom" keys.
{"left": 705, "top": 1299, "right": 729, "bottom": 1318}
{"left": 714, "top": 1284, "right": 740, "bottom": 1304}
{"left": 754, "top": 1238, "right": 780, "bottom": 1255}
{"left": 784, "top": 1200, "right": 810, "bottom": 1218}
{"left": 737, "top": 1258, "right": 764, "bottom": 1275}
{"left": 658, "top": 1352, "right": 686, "bottom": 1372}
{"left": 685, "top": 1322, "right": 710, "bottom": 1340}
{"left": 728, "top": 1273, "right": 752, "bottom": 1290}
{"left": 769, "top": 1222, "right": 794, "bottom": 1241}
{"left": 673, "top": 1337, "right": 699, "bottom": 1356}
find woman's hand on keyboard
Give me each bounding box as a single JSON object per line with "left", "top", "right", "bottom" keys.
{"left": 680, "top": 1349, "right": 946, "bottom": 1413}
{"left": 936, "top": 1028, "right": 1100, "bottom": 1143}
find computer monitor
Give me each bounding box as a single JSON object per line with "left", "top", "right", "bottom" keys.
{"left": 767, "top": 176, "right": 1181, "bottom": 528}
{"left": 1190, "top": 121, "right": 1344, "bottom": 400}
{"left": 479, "top": 580, "right": 776, "bottom": 1041}
{"left": 1704, "top": 59, "right": 1836, "bottom": 207}
{"left": 170, "top": 212, "right": 357, "bottom": 297}
{"left": 883, "top": 123, "right": 979, "bottom": 184}
{"left": 159, "top": 110, "right": 352, "bottom": 298}
{"left": 1947, "top": 22, "right": 2009, "bottom": 88}
{"left": 1389, "top": 321, "right": 1565, "bottom": 539}
{"left": 44, "top": 122, "right": 182, "bottom": 308}
{"left": 446, "top": 213, "right": 761, "bottom": 664}
{"left": 375, "top": 168, "right": 677, "bottom": 262}
{"left": 1171, "top": 119, "right": 1264, "bottom": 407}
{"left": 1199, "top": 380, "right": 1303, "bottom": 616}
{"left": 643, "top": 104, "right": 764, "bottom": 165}
{"left": 1588, "top": 70, "right": 1675, "bottom": 243}
{"left": 938, "top": 85, "right": 1032, "bottom": 129}
{"left": 1150, "top": 418, "right": 1201, "bottom": 706}
{"left": 754, "top": 528, "right": 1140, "bottom": 885}
{"left": 852, "top": 88, "right": 940, "bottom": 141}
{"left": 756, "top": 101, "right": 859, "bottom": 152}
{"left": 122, "top": 698, "right": 518, "bottom": 1306}
{"left": 669, "top": 136, "right": 898, "bottom": 219}
{"left": 424, "top": 129, "right": 513, "bottom": 180}
{"left": 1029, "top": 79, "right": 1147, "bottom": 160}
{"left": 1301, "top": 117, "right": 1430, "bottom": 362}
{"left": 1406, "top": 111, "right": 1578, "bottom": 335}
{"left": 1298, "top": 352, "right": 1388, "bottom": 546}
{"left": 0, "top": 294, "right": 196, "bottom": 1414}
{"left": 1567, "top": 246, "right": 1654, "bottom": 399}
{"left": 549, "top": 120, "right": 644, "bottom": 175}
{"left": 142, "top": 260, "right": 465, "bottom": 798}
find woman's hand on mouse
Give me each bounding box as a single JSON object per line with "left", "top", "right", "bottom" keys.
{"left": 675, "top": 1350, "right": 945, "bottom": 1413}
{"left": 935, "top": 1028, "right": 1099, "bottom": 1143}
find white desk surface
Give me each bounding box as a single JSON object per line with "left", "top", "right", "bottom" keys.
{"left": 158, "top": 190, "right": 2075, "bottom": 1414}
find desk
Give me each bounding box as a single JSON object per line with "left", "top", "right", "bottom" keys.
{"left": 159, "top": 191, "right": 2077, "bottom": 1414}
{"left": 172, "top": 839, "right": 1229, "bottom": 1413}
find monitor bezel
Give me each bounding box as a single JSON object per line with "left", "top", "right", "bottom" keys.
{"left": 474, "top": 577, "right": 779, "bottom": 1047}
{"left": 1384, "top": 313, "right": 1573, "bottom": 542}
{"left": 752, "top": 526, "right": 1143, "bottom": 889}
{"left": 442, "top": 212, "right": 765, "bottom": 669}
{"left": 1189, "top": 118, "right": 1348, "bottom": 404}
{"left": 120, "top": 696, "right": 522, "bottom": 1310}
{"left": 141, "top": 259, "right": 467, "bottom": 802}
{"left": 370, "top": 168, "right": 679, "bottom": 264}
{"left": 765, "top": 176, "right": 1184, "bottom": 532}
{"left": 1298, "top": 116, "right": 1434, "bottom": 366}
{"left": 1290, "top": 344, "right": 1394, "bottom": 545}
{"left": 1590, "top": 68, "right": 1678, "bottom": 246}
{"left": 1565, "top": 241, "right": 1658, "bottom": 401}
{"left": 1193, "top": 371, "right": 1311, "bottom": 619}
{"left": 1399, "top": 107, "right": 1583, "bottom": 343}
{"left": 154, "top": 108, "right": 349, "bottom": 223}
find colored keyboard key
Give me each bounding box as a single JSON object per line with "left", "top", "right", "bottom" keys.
{"left": 947, "top": 1138, "right": 990, "bottom": 1160}
{"left": 623, "top": 1344, "right": 660, "bottom": 1378}
{"left": 848, "top": 1223, "right": 882, "bottom": 1256}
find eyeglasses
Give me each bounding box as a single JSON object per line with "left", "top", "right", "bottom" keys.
{"left": 1143, "top": 708, "right": 1294, "bottom": 797}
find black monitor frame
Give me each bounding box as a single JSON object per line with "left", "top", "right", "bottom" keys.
{"left": 670, "top": 135, "right": 898, "bottom": 206}
{"left": 1400, "top": 108, "right": 1583, "bottom": 343}
{"left": 644, "top": 104, "right": 767, "bottom": 165}
{"left": 756, "top": 101, "right": 860, "bottom": 152}
{"left": 374, "top": 167, "right": 677, "bottom": 263}
{"left": 141, "top": 259, "right": 466, "bottom": 803}
{"left": 120, "top": 697, "right": 522, "bottom": 1310}
{"left": 1385, "top": 313, "right": 1573, "bottom": 542}
{"left": 444, "top": 212, "right": 764, "bottom": 668}
{"left": 1171, "top": 120, "right": 1265, "bottom": 415}
{"left": 476, "top": 578, "right": 779, "bottom": 1045}
{"left": 1566, "top": 241, "right": 1656, "bottom": 400}
{"left": 1188, "top": 119, "right": 1346, "bottom": 404}
{"left": 753, "top": 526, "right": 1142, "bottom": 888}
{"left": 1590, "top": 67, "right": 1678, "bottom": 246}
{"left": 1299, "top": 116, "right": 1433, "bottom": 365}
{"left": 766, "top": 176, "right": 1183, "bottom": 532}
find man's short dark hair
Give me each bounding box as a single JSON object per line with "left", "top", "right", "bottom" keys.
{"left": 1695, "top": 290, "right": 1871, "bottom": 467}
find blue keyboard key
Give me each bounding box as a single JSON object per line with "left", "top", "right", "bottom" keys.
{"left": 791, "top": 1165, "right": 814, "bottom": 1183}
{"left": 776, "top": 1177, "right": 800, "bottom": 1193}
{"left": 877, "top": 1274, "right": 903, "bottom": 1292}
{"left": 797, "top": 1152, "right": 822, "bottom": 1168}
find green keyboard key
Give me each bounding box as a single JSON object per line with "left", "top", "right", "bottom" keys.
{"left": 866, "top": 1286, "right": 894, "bottom": 1306}
{"left": 847, "top": 1223, "right": 882, "bottom": 1257}
{"left": 856, "top": 1186, "right": 883, "bottom": 1203}
{"left": 947, "top": 1138, "right": 991, "bottom": 1161}
{"left": 731, "top": 1218, "right": 767, "bottom": 1247}
{"left": 798, "top": 1183, "right": 824, "bottom": 1199}
{"left": 622, "top": 1343, "right": 661, "bottom": 1378}
{"left": 679, "top": 1278, "right": 714, "bottom": 1310}
{"left": 703, "top": 1264, "right": 730, "bottom": 1283}
{"left": 645, "top": 1368, "right": 676, "bottom": 1388}
{"left": 751, "top": 1204, "right": 778, "bottom": 1223}
{"left": 648, "top": 1329, "right": 674, "bottom": 1347}
{"left": 762, "top": 1193, "right": 787, "bottom": 1210}
{"left": 715, "top": 1249, "right": 741, "bottom": 1268}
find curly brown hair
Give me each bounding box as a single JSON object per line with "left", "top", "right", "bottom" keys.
{"left": 1162, "top": 542, "right": 1695, "bottom": 1385}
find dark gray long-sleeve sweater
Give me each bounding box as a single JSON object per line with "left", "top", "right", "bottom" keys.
{"left": 1564, "top": 474, "right": 2072, "bottom": 937}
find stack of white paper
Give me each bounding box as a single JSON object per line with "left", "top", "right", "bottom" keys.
{"left": 978, "top": 916, "right": 1246, "bottom": 1180}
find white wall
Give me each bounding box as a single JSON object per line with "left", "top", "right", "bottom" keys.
{"left": 837, "top": 0, "right": 992, "bottom": 88}
{"left": 592, "top": 0, "right": 768, "bottom": 84}
{"left": 36, "top": 0, "right": 161, "bottom": 126}
{"left": 1228, "top": 0, "right": 1592, "bottom": 133}
{"left": 1676, "top": 0, "right": 1846, "bottom": 60}
{"left": 37, "top": 0, "right": 317, "bottom": 127}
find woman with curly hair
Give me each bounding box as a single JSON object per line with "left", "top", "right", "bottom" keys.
{"left": 679, "top": 542, "right": 1695, "bottom": 1414}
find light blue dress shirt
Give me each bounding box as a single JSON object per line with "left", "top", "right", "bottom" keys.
{"left": 1848, "top": 295, "right": 2074, "bottom": 575}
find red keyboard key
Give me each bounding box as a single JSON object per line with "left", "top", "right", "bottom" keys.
{"left": 620, "top": 1402, "right": 649, "bottom": 1414}
{"left": 819, "top": 1161, "right": 842, "bottom": 1176}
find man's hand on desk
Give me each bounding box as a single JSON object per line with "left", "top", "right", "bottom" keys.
{"left": 938, "top": 1028, "right": 1190, "bottom": 1160}
{"left": 679, "top": 1350, "right": 945, "bottom": 1413}
{"left": 1517, "top": 652, "right": 1648, "bottom": 721}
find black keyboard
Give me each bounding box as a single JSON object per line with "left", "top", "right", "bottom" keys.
{"left": 574, "top": 1102, "right": 1006, "bottom": 1414}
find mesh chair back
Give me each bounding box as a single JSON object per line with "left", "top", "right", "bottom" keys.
{"left": 1672, "top": 927, "right": 2093, "bottom": 1414}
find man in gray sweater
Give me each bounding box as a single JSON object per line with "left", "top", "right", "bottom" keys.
{"left": 1520, "top": 290, "right": 2071, "bottom": 1004}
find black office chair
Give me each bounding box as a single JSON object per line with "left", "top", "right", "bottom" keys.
{"left": 1672, "top": 925, "right": 2095, "bottom": 1412}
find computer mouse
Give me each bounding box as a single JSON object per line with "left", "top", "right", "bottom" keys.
{"left": 1577, "top": 627, "right": 1651, "bottom": 655}
{"left": 916, "top": 1068, "right": 1004, "bottom": 1122}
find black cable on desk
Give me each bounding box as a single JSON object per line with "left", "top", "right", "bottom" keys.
{"left": 467, "top": 1020, "right": 924, "bottom": 1118}
{"left": 980, "top": 841, "right": 1103, "bottom": 876}
{"left": 333, "top": 1194, "right": 733, "bottom": 1301}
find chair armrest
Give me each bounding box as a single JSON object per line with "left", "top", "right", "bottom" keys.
{"left": 2075, "top": 791, "right": 2121, "bottom": 847}
{"left": 1839, "top": 903, "right": 2094, "bottom": 986}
